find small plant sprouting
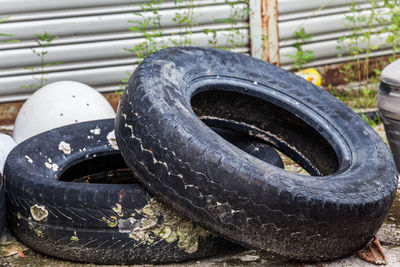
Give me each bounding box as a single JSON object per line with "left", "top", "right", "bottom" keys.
{"left": 22, "top": 31, "right": 61, "bottom": 90}
{"left": 0, "top": 16, "right": 19, "bottom": 43}
{"left": 118, "top": 71, "right": 132, "bottom": 93}
{"left": 122, "top": 0, "right": 250, "bottom": 94}
{"left": 336, "top": 0, "right": 381, "bottom": 88}
{"left": 172, "top": 0, "right": 195, "bottom": 46}
{"left": 204, "top": 28, "right": 218, "bottom": 48}
{"left": 225, "top": 0, "right": 246, "bottom": 50}
{"left": 125, "top": 0, "right": 165, "bottom": 62}
{"left": 362, "top": 111, "right": 382, "bottom": 128}
{"left": 381, "top": 0, "right": 400, "bottom": 62}
{"left": 210, "top": 0, "right": 249, "bottom": 51}
{"left": 288, "top": 27, "right": 315, "bottom": 71}
{"left": 327, "top": 85, "right": 378, "bottom": 111}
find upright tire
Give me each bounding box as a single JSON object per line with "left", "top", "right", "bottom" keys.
{"left": 5, "top": 119, "right": 281, "bottom": 264}
{"left": 116, "top": 47, "right": 398, "bottom": 261}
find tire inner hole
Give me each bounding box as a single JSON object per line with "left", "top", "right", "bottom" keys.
{"left": 59, "top": 125, "right": 287, "bottom": 183}
{"left": 191, "top": 89, "right": 339, "bottom": 176}
{"left": 59, "top": 154, "right": 133, "bottom": 183}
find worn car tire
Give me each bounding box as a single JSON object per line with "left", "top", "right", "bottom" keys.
{"left": 0, "top": 189, "right": 5, "bottom": 235}
{"left": 115, "top": 47, "right": 398, "bottom": 261}
{"left": 4, "top": 119, "right": 281, "bottom": 264}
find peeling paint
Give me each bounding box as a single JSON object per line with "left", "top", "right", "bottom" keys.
{"left": 30, "top": 204, "right": 48, "bottom": 222}
{"left": 107, "top": 130, "right": 119, "bottom": 150}
{"left": 102, "top": 216, "right": 118, "bottom": 227}
{"left": 58, "top": 141, "right": 72, "bottom": 155}
{"left": 24, "top": 155, "right": 33, "bottom": 164}
{"left": 112, "top": 204, "right": 123, "bottom": 217}
{"left": 117, "top": 217, "right": 137, "bottom": 233}
{"left": 34, "top": 228, "right": 43, "bottom": 237}
{"left": 27, "top": 213, "right": 46, "bottom": 238}
{"left": 142, "top": 204, "right": 155, "bottom": 216}
{"left": 113, "top": 198, "right": 210, "bottom": 254}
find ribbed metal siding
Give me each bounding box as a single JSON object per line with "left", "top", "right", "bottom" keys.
{"left": 0, "top": 0, "right": 249, "bottom": 103}
{"left": 278, "top": 0, "right": 389, "bottom": 69}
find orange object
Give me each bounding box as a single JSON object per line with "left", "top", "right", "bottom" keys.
{"left": 18, "top": 250, "right": 25, "bottom": 258}
{"left": 295, "top": 68, "right": 322, "bottom": 86}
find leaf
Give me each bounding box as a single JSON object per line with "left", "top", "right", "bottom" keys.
{"left": 128, "top": 26, "right": 143, "bottom": 32}
{"left": 356, "top": 236, "right": 386, "bottom": 265}
{"left": 45, "top": 61, "right": 63, "bottom": 66}
{"left": 1, "top": 39, "right": 19, "bottom": 43}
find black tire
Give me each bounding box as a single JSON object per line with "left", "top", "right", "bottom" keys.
{"left": 0, "top": 189, "right": 5, "bottom": 235}
{"left": 115, "top": 47, "right": 398, "bottom": 261}
{"left": 4, "top": 119, "right": 281, "bottom": 264}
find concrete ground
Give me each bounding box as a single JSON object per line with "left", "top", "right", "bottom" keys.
{"left": 0, "top": 123, "right": 399, "bottom": 266}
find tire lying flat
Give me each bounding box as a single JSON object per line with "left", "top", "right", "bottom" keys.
{"left": 115, "top": 47, "right": 398, "bottom": 261}
{"left": 4, "top": 119, "right": 281, "bottom": 264}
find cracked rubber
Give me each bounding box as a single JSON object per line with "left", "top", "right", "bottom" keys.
{"left": 4, "top": 119, "right": 282, "bottom": 265}
{"left": 115, "top": 47, "right": 398, "bottom": 261}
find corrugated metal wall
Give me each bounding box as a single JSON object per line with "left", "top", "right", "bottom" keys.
{"left": 0, "top": 0, "right": 249, "bottom": 102}
{"left": 278, "top": 0, "right": 390, "bottom": 69}
{"left": 0, "top": 0, "right": 396, "bottom": 103}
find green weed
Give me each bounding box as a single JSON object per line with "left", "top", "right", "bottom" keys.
{"left": 381, "top": 0, "right": 400, "bottom": 62}
{"left": 328, "top": 85, "right": 378, "bottom": 110}
{"left": 22, "top": 31, "right": 61, "bottom": 89}
{"left": 362, "top": 111, "right": 382, "bottom": 127}
{"left": 0, "top": 16, "right": 19, "bottom": 43}
{"left": 287, "top": 27, "right": 315, "bottom": 71}
{"left": 336, "top": 0, "right": 381, "bottom": 87}
{"left": 125, "top": 0, "right": 165, "bottom": 61}
{"left": 172, "top": 0, "right": 195, "bottom": 46}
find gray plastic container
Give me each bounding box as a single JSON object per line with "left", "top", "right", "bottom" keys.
{"left": 378, "top": 59, "right": 400, "bottom": 171}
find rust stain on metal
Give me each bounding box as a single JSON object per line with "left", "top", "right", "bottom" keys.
{"left": 261, "top": 0, "right": 279, "bottom": 65}
{"left": 272, "top": 0, "right": 280, "bottom": 66}
{"left": 261, "top": 0, "right": 269, "bottom": 62}
{"left": 0, "top": 101, "right": 23, "bottom": 125}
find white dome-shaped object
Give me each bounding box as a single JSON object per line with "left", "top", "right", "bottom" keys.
{"left": 13, "top": 81, "right": 115, "bottom": 143}
{"left": 0, "top": 134, "right": 16, "bottom": 174}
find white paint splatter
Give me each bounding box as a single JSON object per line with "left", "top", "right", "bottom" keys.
{"left": 51, "top": 163, "right": 59, "bottom": 171}
{"left": 107, "top": 130, "right": 119, "bottom": 150}
{"left": 58, "top": 141, "right": 72, "bottom": 155}
{"left": 44, "top": 162, "right": 52, "bottom": 169}
{"left": 90, "top": 127, "right": 101, "bottom": 135}
{"left": 25, "top": 155, "right": 33, "bottom": 164}
{"left": 45, "top": 159, "right": 59, "bottom": 171}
